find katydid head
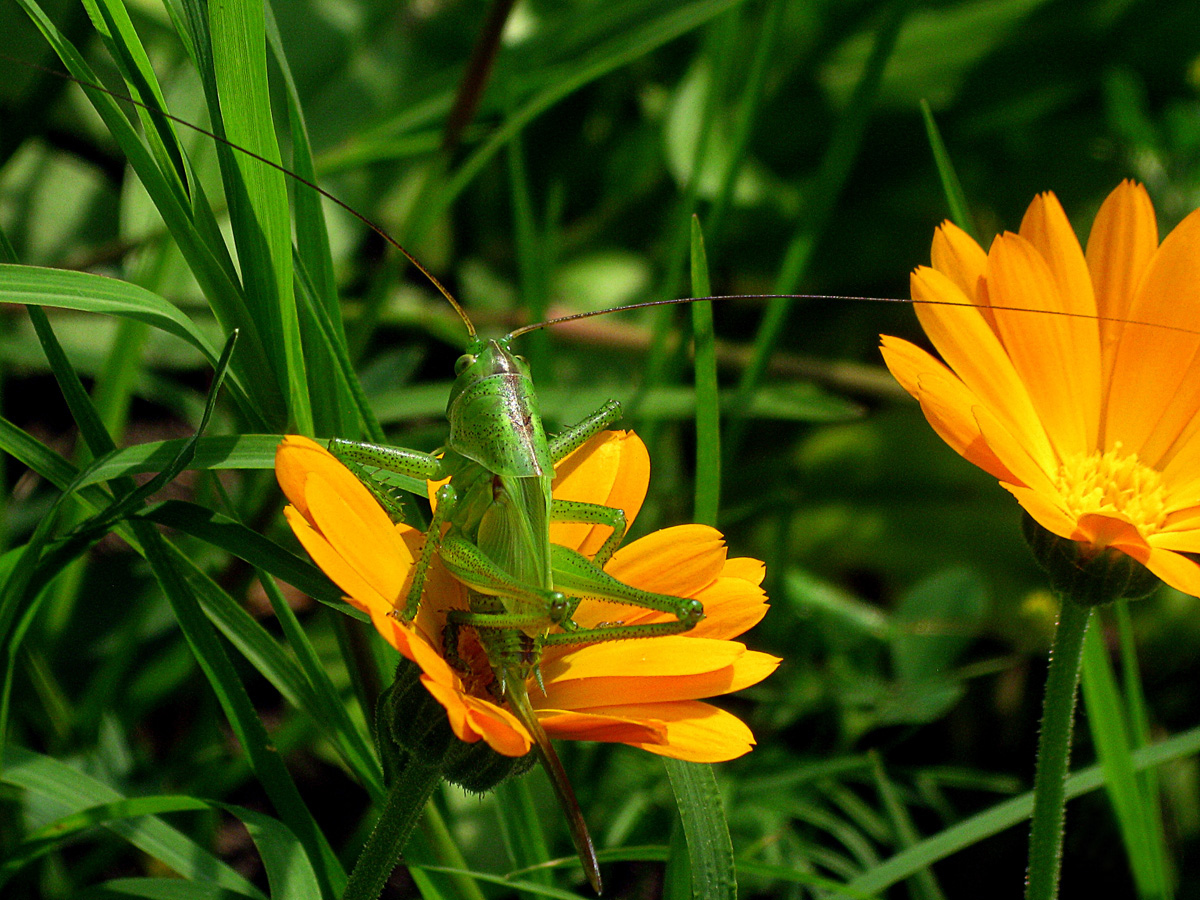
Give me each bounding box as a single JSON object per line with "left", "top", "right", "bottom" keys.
{"left": 447, "top": 337, "right": 532, "bottom": 407}
{"left": 445, "top": 336, "right": 551, "bottom": 477}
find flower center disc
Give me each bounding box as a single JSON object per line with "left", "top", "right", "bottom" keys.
{"left": 1056, "top": 444, "right": 1168, "bottom": 534}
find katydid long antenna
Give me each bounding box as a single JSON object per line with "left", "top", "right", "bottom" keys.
{"left": 10, "top": 56, "right": 479, "bottom": 341}
{"left": 18, "top": 59, "right": 1200, "bottom": 346}
{"left": 506, "top": 292, "right": 1200, "bottom": 341}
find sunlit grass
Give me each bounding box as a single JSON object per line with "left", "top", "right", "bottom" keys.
{"left": 2, "top": 1, "right": 1199, "bottom": 898}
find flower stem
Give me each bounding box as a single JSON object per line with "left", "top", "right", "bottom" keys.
{"left": 343, "top": 756, "right": 443, "bottom": 900}
{"left": 1025, "top": 596, "right": 1092, "bottom": 900}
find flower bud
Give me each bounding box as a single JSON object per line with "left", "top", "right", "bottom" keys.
{"left": 377, "top": 659, "right": 535, "bottom": 792}
{"left": 1022, "top": 514, "right": 1160, "bottom": 606}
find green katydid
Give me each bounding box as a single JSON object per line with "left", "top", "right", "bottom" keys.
{"left": 329, "top": 306, "right": 708, "bottom": 895}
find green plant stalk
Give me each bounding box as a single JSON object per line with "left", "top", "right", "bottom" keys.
{"left": 1026, "top": 597, "right": 1092, "bottom": 900}
{"left": 343, "top": 757, "right": 443, "bottom": 900}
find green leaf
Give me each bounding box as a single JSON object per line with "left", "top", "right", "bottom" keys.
{"left": 72, "top": 435, "right": 281, "bottom": 487}
{"left": 848, "top": 725, "right": 1200, "bottom": 895}
{"left": 0, "top": 264, "right": 254, "bottom": 415}
{"left": 207, "top": 0, "right": 308, "bottom": 432}
{"left": 12, "top": 0, "right": 281, "bottom": 424}
{"left": 0, "top": 746, "right": 265, "bottom": 899}
{"left": 664, "top": 759, "right": 737, "bottom": 900}
{"left": 132, "top": 518, "right": 347, "bottom": 895}
{"left": 690, "top": 216, "right": 720, "bottom": 527}
{"left": 1081, "top": 622, "right": 1172, "bottom": 898}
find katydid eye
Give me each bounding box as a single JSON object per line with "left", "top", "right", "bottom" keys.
{"left": 454, "top": 354, "right": 476, "bottom": 375}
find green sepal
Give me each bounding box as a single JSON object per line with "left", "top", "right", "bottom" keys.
{"left": 445, "top": 731, "right": 537, "bottom": 793}
{"left": 1022, "top": 514, "right": 1160, "bottom": 606}
{"left": 376, "top": 659, "right": 535, "bottom": 794}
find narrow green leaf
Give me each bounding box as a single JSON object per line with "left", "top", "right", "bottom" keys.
{"left": 73, "top": 435, "right": 281, "bottom": 487}
{"left": 264, "top": 6, "right": 354, "bottom": 437}
{"left": 10, "top": 794, "right": 321, "bottom": 900}
{"left": 689, "top": 216, "right": 720, "bottom": 527}
{"left": 1081, "top": 623, "right": 1170, "bottom": 898}
{"left": 0, "top": 746, "right": 265, "bottom": 899}
{"left": 67, "top": 330, "right": 237, "bottom": 540}
{"left": 13, "top": 0, "right": 280, "bottom": 425}
{"left": 234, "top": 803, "right": 324, "bottom": 900}
{"left": 664, "top": 759, "right": 737, "bottom": 900}
{"left": 728, "top": 0, "right": 907, "bottom": 447}
{"left": 0, "top": 264, "right": 254, "bottom": 415}
{"left": 869, "top": 753, "right": 945, "bottom": 900}
{"left": 137, "top": 500, "right": 350, "bottom": 611}
{"left": 77, "top": 878, "right": 245, "bottom": 899}
{"left": 132, "top": 518, "right": 346, "bottom": 896}
{"left": 1114, "top": 600, "right": 1172, "bottom": 895}
{"left": 494, "top": 778, "right": 553, "bottom": 894}
{"left": 416, "top": 0, "right": 751, "bottom": 242}
{"left": 207, "top": 0, "right": 309, "bottom": 432}
{"left": 849, "top": 725, "right": 1200, "bottom": 895}
{"left": 919, "top": 100, "right": 976, "bottom": 241}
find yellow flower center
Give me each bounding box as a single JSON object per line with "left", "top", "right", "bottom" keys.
{"left": 1055, "top": 444, "right": 1168, "bottom": 534}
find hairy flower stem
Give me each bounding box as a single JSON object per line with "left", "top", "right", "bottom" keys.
{"left": 343, "top": 757, "right": 442, "bottom": 900}
{"left": 1025, "top": 597, "right": 1093, "bottom": 900}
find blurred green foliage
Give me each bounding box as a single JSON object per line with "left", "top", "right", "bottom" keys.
{"left": 3, "top": 0, "right": 1200, "bottom": 897}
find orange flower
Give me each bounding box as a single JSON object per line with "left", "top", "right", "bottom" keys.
{"left": 882, "top": 180, "right": 1200, "bottom": 597}
{"left": 276, "top": 432, "right": 779, "bottom": 762}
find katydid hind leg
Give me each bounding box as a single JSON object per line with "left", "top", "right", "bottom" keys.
{"left": 550, "top": 498, "right": 628, "bottom": 566}
{"left": 502, "top": 667, "right": 603, "bottom": 894}
{"left": 550, "top": 544, "right": 705, "bottom": 627}
{"left": 439, "top": 532, "right": 568, "bottom": 616}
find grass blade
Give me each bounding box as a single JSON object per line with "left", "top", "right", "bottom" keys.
{"left": 664, "top": 758, "right": 737, "bottom": 900}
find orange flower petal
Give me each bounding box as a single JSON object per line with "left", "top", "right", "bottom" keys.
{"left": 985, "top": 231, "right": 1099, "bottom": 457}
{"left": 423, "top": 678, "right": 532, "bottom": 756}
{"left": 576, "top": 701, "right": 758, "bottom": 762}
{"left": 1019, "top": 192, "right": 1097, "bottom": 329}
{"left": 930, "top": 220, "right": 987, "bottom": 303}
{"left": 911, "top": 265, "right": 1056, "bottom": 473}
{"left": 550, "top": 430, "right": 650, "bottom": 556}
{"left": 721, "top": 556, "right": 765, "bottom": 585}
{"left": 880, "top": 336, "right": 1016, "bottom": 481}
{"left": 1087, "top": 180, "right": 1158, "bottom": 319}
{"left": 686, "top": 576, "right": 769, "bottom": 641}
{"left": 542, "top": 636, "right": 742, "bottom": 682}
{"left": 1072, "top": 513, "right": 1151, "bottom": 559}
{"left": 284, "top": 506, "right": 395, "bottom": 611}
{"left": 276, "top": 435, "right": 376, "bottom": 523}
{"left": 304, "top": 474, "right": 415, "bottom": 603}
{"left": 1134, "top": 332, "right": 1200, "bottom": 472}
{"left": 538, "top": 709, "right": 669, "bottom": 746}
{"left": 604, "top": 524, "right": 727, "bottom": 597}
{"left": 1160, "top": 504, "right": 1200, "bottom": 532}
{"left": 1000, "top": 483, "right": 1080, "bottom": 543}
{"left": 1086, "top": 180, "right": 1158, "bottom": 387}
{"left": 540, "top": 640, "right": 779, "bottom": 709}
{"left": 1105, "top": 207, "right": 1200, "bottom": 458}
{"left": 973, "top": 406, "right": 1060, "bottom": 499}
{"left": 1138, "top": 546, "right": 1200, "bottom": 598}
{"left": 1149, "top": 529, "right": 1200, "bottom": 555}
